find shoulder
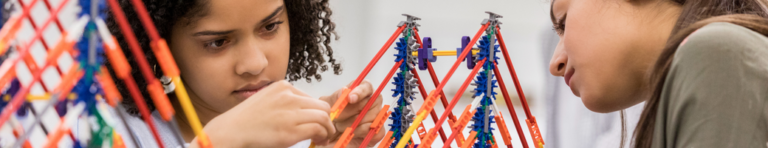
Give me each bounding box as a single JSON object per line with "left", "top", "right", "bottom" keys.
{"left": 676, "top": 22, "right": 768, "bottom": 64}
{"left": 668, "top": 22, "right": 768, "bottom": 99}
{"left": 671, "top": 22, "right": 768, "bottom": 82}
{"left": 656, "top": 22, "right": 768, "bottom": 147}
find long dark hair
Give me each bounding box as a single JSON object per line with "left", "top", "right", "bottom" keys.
{"left": 105, "top": 0, "right": 341, "bottom": 115}
{"left": 634, "top": 0, "right": 768, "bottom": 147}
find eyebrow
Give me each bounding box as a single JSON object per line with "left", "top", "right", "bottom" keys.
{"left": 260, "top": 5, "right": 284, "bottom": 23}
{"left": 193, "top": 30, "right": 235, "bottom": 36}
{"left": 191, "top": 5, "right": 284, "bottom": 36}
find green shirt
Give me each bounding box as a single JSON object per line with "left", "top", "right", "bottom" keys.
{"left": 652, "top": 22, "right": 768, "bottom": 147}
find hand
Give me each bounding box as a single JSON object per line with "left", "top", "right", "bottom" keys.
{"left": 202, "top": 80, "right": 336, "bottom": 147}
{"left": 318, "top": 80, "right": 386, "bottom": 148}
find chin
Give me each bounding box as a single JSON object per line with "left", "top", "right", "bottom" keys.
{"left": 580, "top": 93, "right": 624, "bottom": 113}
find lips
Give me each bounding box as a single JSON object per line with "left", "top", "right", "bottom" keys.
{"left": 564, "top": 69, "right": 575, "bottom": 87}
{"left": 233, "top": 81, "right": 272, "bottom": 100}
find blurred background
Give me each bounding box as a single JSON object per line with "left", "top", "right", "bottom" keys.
{"left": 2, "top": 0, "right": 644, "bottom": 147}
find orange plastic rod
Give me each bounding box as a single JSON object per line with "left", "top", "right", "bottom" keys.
{"left": 330, "top": 25, "right": 406, "bottom": 120}
{"left": 441, "top": 105, "right": 475, "bottom": 147}
{"left": 410, "top": 68, "right": 448, "bottom": 142}
{"left": 358, "top": 108, "right": 390, "bottom": 148}
{"left": 493, "top": 63, "right": 528, "bottom": 147}
{"left": 417, "top": 59, "right": 487, "bottom": 148}
{"left": 334, "top": 60, "right": 400, "bottom": 148}
{"left": 461, "top": 131, "right": 478, "bottom": 148}
{"left": 376, "top": 131, "right": 395, "bottom": 148}
{"left": 494, "top": 113, "right": 513, "bottom": 147}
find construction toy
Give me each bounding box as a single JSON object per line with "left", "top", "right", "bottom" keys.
{"left": 0, "top": 0, "right": 211, "bottom": 147}
{"left": 319, "top": 12, "right": 544, "bottom": 148}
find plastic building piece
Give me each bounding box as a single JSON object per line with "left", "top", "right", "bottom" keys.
{"left": 492, "top": 64, "right": 527, "bottom": 147}
{"left": 417, "top": 37, "right": 436, "bottom": 70}
{"left": 394, "top": 22, "right": 490, "bottom": 148}
{"left": 494, "top": 113, "right": 513, "bottom": 147}
{"left": 495, "top": 26, "right": 543, "bottom": 148}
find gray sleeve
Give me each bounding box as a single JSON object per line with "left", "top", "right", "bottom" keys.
{"left": 654, "top": 22, "right": 768, "bottom": 148}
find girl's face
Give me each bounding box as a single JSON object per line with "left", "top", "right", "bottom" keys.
{"left": 169, "top": 0, "right": 289, "bottom": 113}
{"left": 549, "top": 0, "right": 681, "bottom": 112}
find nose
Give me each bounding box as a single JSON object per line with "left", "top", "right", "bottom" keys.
{"left": 549, "top": 40, "right": 567, "bottom": 76}
{"left": 235, "top": 41, "right": 269, "bottom": 76}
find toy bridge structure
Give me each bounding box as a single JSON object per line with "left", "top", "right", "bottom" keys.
{"left": 324, "top": 12, "right": 544, "bottom": 148}
{"left": 0, "top": 0, "right": 542, "bottom": 146}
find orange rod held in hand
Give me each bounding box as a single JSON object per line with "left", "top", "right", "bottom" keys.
{"left": 329, "top": 88, "right": 351, "bottom": 120}
{"left": 347, "top": 61, "right": 401, "bottom": 148}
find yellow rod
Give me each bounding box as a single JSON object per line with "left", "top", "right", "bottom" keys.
{"left": 171, "top": 78, "right": 206, "bottom": 137}
{"left": 394, "top": 111, "right": 428, "bottom": 148}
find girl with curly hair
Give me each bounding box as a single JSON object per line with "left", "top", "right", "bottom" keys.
{"left": 106, "top": 0, "right": 385, "bottom": 147}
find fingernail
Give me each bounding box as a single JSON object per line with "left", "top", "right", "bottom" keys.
{"left": 349, "top": 94, "right": 358, "bottom": 103}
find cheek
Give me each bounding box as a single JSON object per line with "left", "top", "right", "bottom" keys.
{"left": 264, "top": 24, "right": 291, "bottom": 79}
{"left": 171, "top": 43, "right": 240, "bottom": 110}
{"left": 563, "top": 2, "right": 646, "bottom": 110}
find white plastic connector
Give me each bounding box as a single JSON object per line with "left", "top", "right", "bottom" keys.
{"left": 66, "top": 16, "right": 90, "bottom": 42}
{"left": 94, "top": 17, "right": 117, "bottom": 49}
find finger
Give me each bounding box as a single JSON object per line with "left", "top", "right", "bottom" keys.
{"left": 295, "top": 94, "right": 332, "bottom": 113}
{"left": 346, "top": 123, "right": 387, "bottom": 148}
{"left": 296, "top": 109, "right": 336, "bottom": 143}
{"left": 319, "top": 86, "right": 346, "bottom": 106}
{"left": 348, "top": 80, "right": 373, "bottom": 104}
{"left": 265, "top": 80, "right": 292, "bottom": 91}
{"left": 353, "top": 123, "right": 374, "bottom": 137}
{"left": 295, "top": 123, "right": 331, "bottom": 146}
{"left": 339, "top": 94, "right": 383, "bottom": 120}
{"left": 283, "top": 82, "right": 312, "bottom": 97}
{"left": 352, "top": 106, "right": 382, "bottom": 137}
{"left": 335, "top": 102, "right": 381, "bottom": 133}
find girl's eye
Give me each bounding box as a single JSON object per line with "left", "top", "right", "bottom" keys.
{"left": 262, "top": 21, "right": 284, "bottom": 33}
{"left": 204, "top": 38, "right": 230, "bottom": 50}
{"left": 555, "top": 14, "right": 567, "bottom": 35}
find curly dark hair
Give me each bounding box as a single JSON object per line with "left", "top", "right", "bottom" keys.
{"left": 105, "top": 0, "right": 341, "bottom": 115}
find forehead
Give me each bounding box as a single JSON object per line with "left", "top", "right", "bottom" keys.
{"left": 189, "top": 0, "right": 283, "bottom": 30}
{"left": 207, "top": 0, "right": 282, "bottom": 17}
